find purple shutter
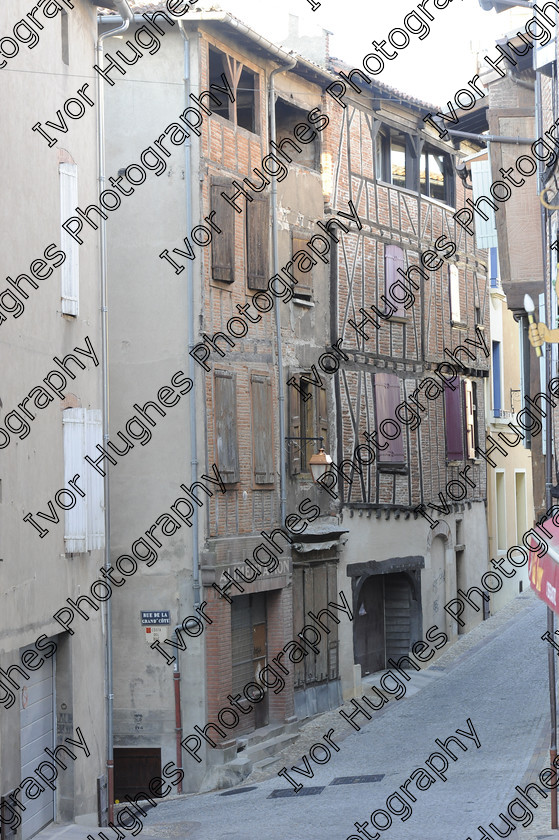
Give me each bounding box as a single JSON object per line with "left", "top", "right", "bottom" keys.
{"left": 375, "top": 373, "right": 405, "bottom": 463}
{"left": 384, "top": 245, "right": 405, "bottom": 317}
{"left": 444, "top": 382, "right": 464, "bottom": 460}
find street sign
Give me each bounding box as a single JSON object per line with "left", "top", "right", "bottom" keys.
{"left": 140, "top": 611, "right": 171, "bottom": 626}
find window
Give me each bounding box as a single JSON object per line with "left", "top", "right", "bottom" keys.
{"left": 60, "top": 163, "right": 79, "bottom": 315}
{"left": 288, "top": 375, "right": 328, "bottom": 475}
{"left": 384, "top": 245, "right": 405, "bottom": 317}
{"left": 374, "top": 373, "right": 405, "bottom": 465}
{"left": 61, "top": 10, "right": 69, "bottom": 65}
{"left": 208, "top": 45, "right": 259, "bottom": 133}
{"left": 63, "top": 408, "right": 104, "bottom": 553}
{"left": 420, "top": 150, "right": 446, "bottom": 202}
{"left": 515, "top": 471, "right": 527, "bottom": 545}
{"left": 449, "top": 265, "right": 461, "bottom": 324}
{"left": 496, "top": 471, "right": 506, "bottom": 551}
{"left": 251, "top": 374, "right": 274, "bottom": 484}
{"left": 489, "top": 247, "right": 499, "bottom": 288}
{"left": 237, "top": 66, "right": 258, "bottom": 133}
{"left": 275, "top": 98, "right": 319, "bottom": 170}
{"left": 390, "top": 134, "right": 407, "bottom": 189}
{"left": 246, "top": 195, "right": 269, "bottom": 290}
{"left": 211, "top": 177, "right": 235, "bottom": 283}
{"left": 464, "top": 379, "right": 476, "bottom": 459}
{"left": 214, "top": 370, "right": 240, "bottom": 483}
{"left": 291, "top": 233, "right": 313, "bottom": 300}
{"left": 444, "top": 382, "right": 464, "bottom": 461}
{"left": 492, "top": 341, "right": 502, "bottom": 418}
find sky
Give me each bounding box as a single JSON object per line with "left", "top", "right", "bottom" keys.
{"left": 224, "top": 0, "right": 531, "bottom": 105}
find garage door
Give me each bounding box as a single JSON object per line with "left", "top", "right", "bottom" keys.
{"left": 20, "top": 646, "right": 55, "bottom": 840}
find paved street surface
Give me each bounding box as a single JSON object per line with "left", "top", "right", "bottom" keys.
{"left": 136, "top": 592, "right": 554, "bottom": 840}
{"left": 35, "top": 592, "right": 559, "bottom": 840}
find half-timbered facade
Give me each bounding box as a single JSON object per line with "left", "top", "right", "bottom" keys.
{"left": 320, "top": 65, "right": 491, "bottom": 682}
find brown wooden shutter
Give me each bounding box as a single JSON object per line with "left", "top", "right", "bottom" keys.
{"left": 251, "top": 373, "right": 274, "bottom": 484}
{"left": 444, "top": 381, "right": 464, "bottom": 461}
{"left": 292, "top": 234, "right": 312, "bottom": 298}
{"left": 384, "top": 245, "right": 405, "bottom": 316}
{"left": 246, "top": 195, "right": 270, "bottom": 290}
{"left": 288, "top": 377, "right": 301, "bottom": 476}
{"left": 313, "top": 564, "right": 328, "bottom": 681}
{"left": 214, "top": 369, "right": 240, "bottom": 482}
{"left": 374, "top": 372, "right": 405, "bottom": 464}
{"left": 326, "top": 562, "right": 339, "bottom": 681}
{"left": 211, "top": 178, "right": 235, "bottom": 283}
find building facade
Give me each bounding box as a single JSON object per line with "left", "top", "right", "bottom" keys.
{"left": 0, "top": 0, "right": 109, "bottom": 834}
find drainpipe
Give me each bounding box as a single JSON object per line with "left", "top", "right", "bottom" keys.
{"left": 95, "top": 0, "right": 132, "bottom": 824}
{"left": 172, "top": 625, "right": 184, "bottom": 793}
{"left": 269, "top": 56, "right": 296, "bottom": 527}
{"left": 177, "top": 20, "right": 201, "bottom": 612}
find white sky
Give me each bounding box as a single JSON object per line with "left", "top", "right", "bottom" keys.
{"left": 226, "top": 0, "right": 530, "bottom": 105}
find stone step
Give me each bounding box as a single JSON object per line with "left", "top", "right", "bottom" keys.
{"left": 244, "top": 731, "right": 299, "bottom": 764}
{"left": 236, "top": 722, "right": 287, "bottom": 750}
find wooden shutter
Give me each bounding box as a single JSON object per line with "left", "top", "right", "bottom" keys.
{"left": 288, "top": 377, "right": 301, "bottom": 475}
{"left": 63, "top": 408, "right": 104, "bottom": 553}
{"left": 246, "top": 195, "right": 269, "bottom": 290}
{"left": 251, "top": 373, "right": 274, "bottom": 484}
{"left": 464, "top": 379, "right": 476, "bottom": 459}
{"left": 292, "top": 234, "right": 312, "bottom": 298}
{"left": 60, "top": 163, "right": 79, "bottom": 315}
{"left": 313, "top": 564, "right": 328, "bottom": 681}
{"left": 449, "top": 264, "right": 460, "bottom": 323}
{"left": 211, "top": 178, "right": 235, "bottom": 283}
{"left": 214, "top": 370, "right": 240, "bottom": 482}
{"left": 444, "top": 382, "right": 464, "bottom": 461}
{"left": 384, "top": 245, "right": 405, "bottom": 316}
{"left": 374, "top": 373, "right": 405, "bottom": 464}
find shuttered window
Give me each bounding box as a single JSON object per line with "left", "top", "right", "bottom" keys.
{"left": 444, "top": 382, "right": 464, "bottom": 461}
{"left": 211, "top": 178, "right": 235, "bottom": 283}
{"left": 214, "top": 369, "right": 240, "bottom": 483}
{"left": 60, "top": 163, "right": 79, "bottom": 315}
{"left": 374, "top": 373, "right": 404, "bottom": 464}
{"left": 63, "top": 408, "right": 104, "bottom": 553}
{"left": 246, "top": 195, "right": 269, "bottom": 290}
{"left": 288, "top": 377, "right": 302, "bottom": 476}
{"left": 288, "top": 375, "right": 328, "bottom": 475}
{"left": 251, "top": 373, "right": 274, "bottom": 484}
{"left": 384, "top": 245, "right": 405, "bottom": 317}
{"left": 449, "top": 264, "right": 461, "bottom": 323}
{"left": 464, "top": 379, "right": 476, "bottom": 459}
{"left": 292, "top": 234, "right": 312, "bottom": 299}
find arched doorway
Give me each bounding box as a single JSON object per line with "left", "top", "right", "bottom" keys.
{"left": 353, "top": 572, "right": 417, "bottom": 675}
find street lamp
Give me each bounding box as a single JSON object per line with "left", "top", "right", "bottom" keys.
{"left": 309, "top": 447, "right": 333, "bottom": 483}
{"left": 285, "top": 436, "right": 333, "bottom": 483}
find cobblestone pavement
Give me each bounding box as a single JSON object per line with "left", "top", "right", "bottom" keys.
{"left": 131, "top": 591, "right": 557, "bottom": 840}
{"left": 34, "top": 591, "right": 559, "bottom": 840}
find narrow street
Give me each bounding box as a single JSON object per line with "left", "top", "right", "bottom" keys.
{"left": 136, "top": 593, "right": 552, "bottom": 840}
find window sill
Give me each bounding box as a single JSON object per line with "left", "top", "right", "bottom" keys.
{"left": 293, "top": 298, "right": 315, "bottom": 308}
{"left": 451, "top": 320, "right": 468, "bottom": 331}
{"left": 389, "top": 315, "right": 410, "bottom": 324}
{"left": 377, "top": 463, "right": 408, "bottom": 474}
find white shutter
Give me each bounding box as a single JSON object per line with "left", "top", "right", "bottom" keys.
{"left": 464, "top": 379, "right": 475, "bottom": 459}
{"left": 59, "top": 163, "right": 79, "bottom": 316}
{"left": 470, "top": 160, "right": 498, "bottom": 249}
{"left": 63, "top": 408, "right": 105, "bottom": 553}
{"left": 63, "top": 408, "right": 87, "bottom": 553}
{"left": 449, "top": 264, "right": 461, "bottom": 323}
{"left": 85, "top": 409, "right": 105, "bottom": 550}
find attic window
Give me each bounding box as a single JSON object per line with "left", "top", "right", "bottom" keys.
{"left": 208, "top": 44, "right": 259, "bottom": 134}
